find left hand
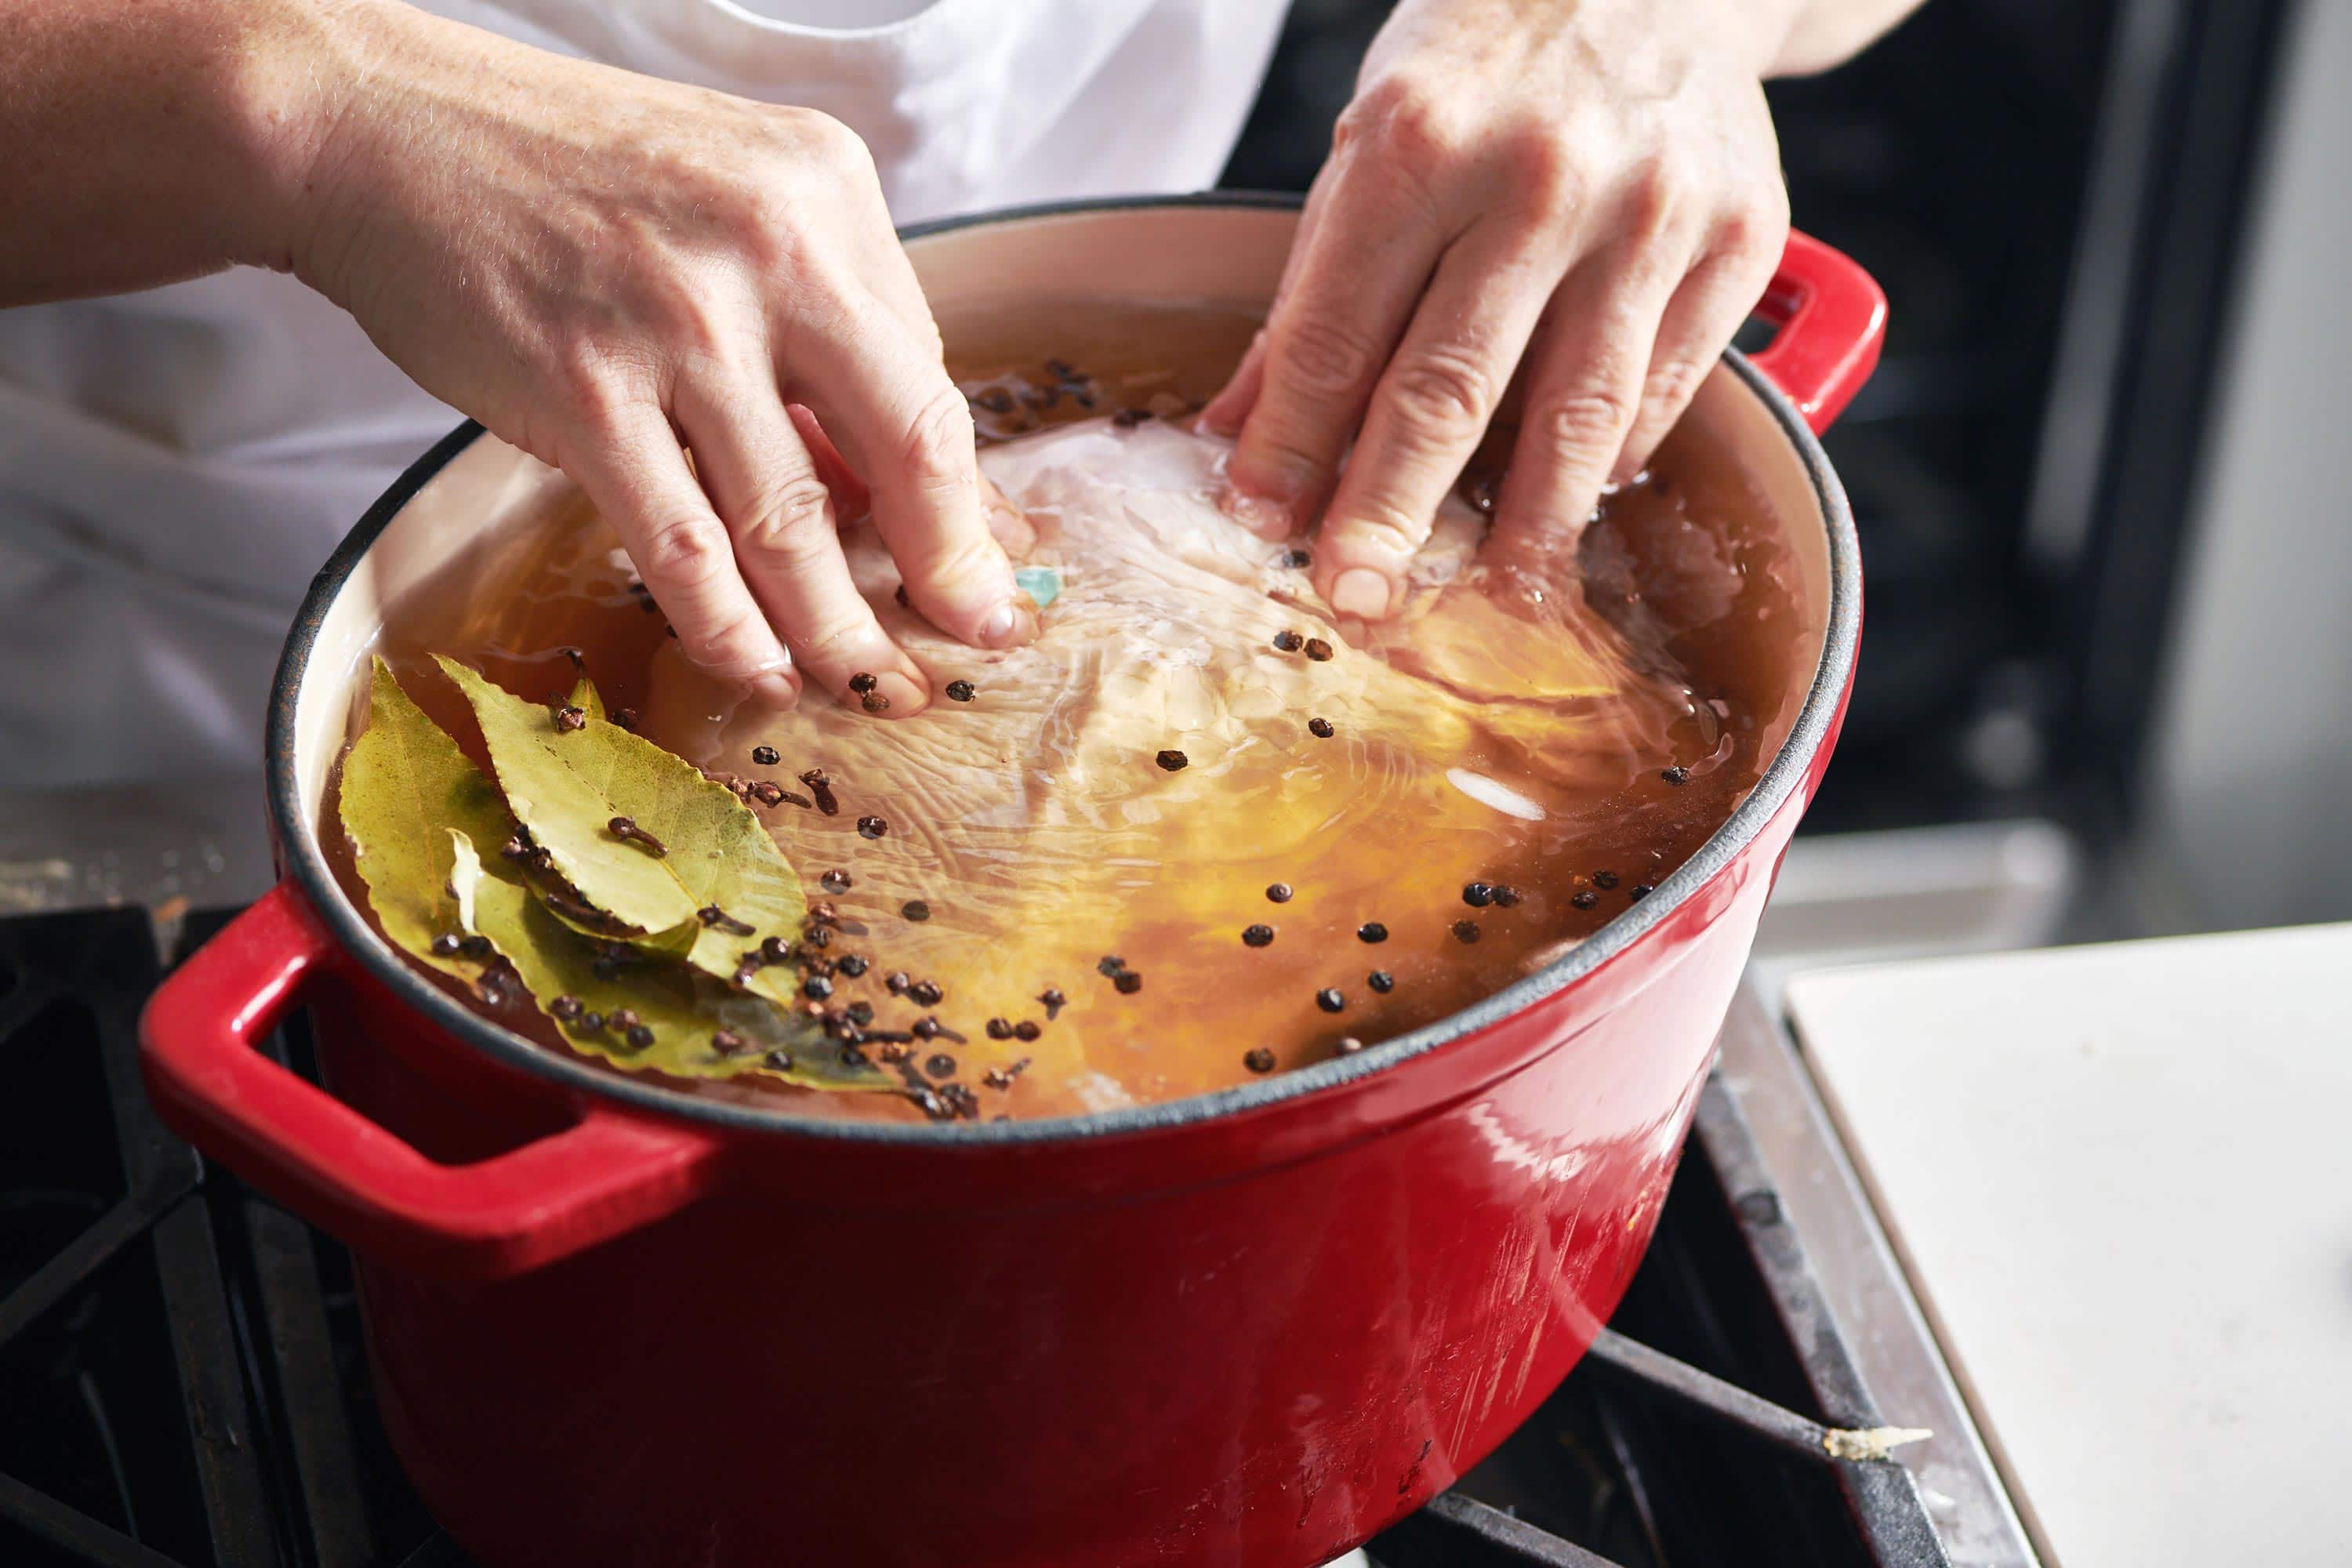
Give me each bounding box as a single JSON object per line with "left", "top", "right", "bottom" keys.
{"left": 1200, "top": 0, "right": 1795, "bottom": 617}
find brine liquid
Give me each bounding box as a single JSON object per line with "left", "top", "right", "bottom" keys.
{"left": 336, "top": 301, "right": 1816, "bottom": 1123}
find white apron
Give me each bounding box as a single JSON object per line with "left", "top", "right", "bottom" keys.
{"left": 0, "top": 0, "right": 1287, "bottom": 786}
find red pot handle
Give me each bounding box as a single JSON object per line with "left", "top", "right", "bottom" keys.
{"left": 1749, "top": 230, "right": 1888, "bottom": 434}
{"left": 140, "top": 882, "right": 725, "bottom": 1279}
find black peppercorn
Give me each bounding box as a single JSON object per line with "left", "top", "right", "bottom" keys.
{"left": 753, "top": 744, "right": 780, "bottom": 766}
{"left": 1242, "top": 924, "right": 1276, "bottom": 948}
{"left": 430, "top": 933, "right": 461, "bottom": 956}
{"left": 1243, "top": 1047, "right": 1277, "bottom": 1074}
{"left": 1305, "top": 637, "right": 1334, "bottom": 662}
{"left": 550, "top": 994, "right": 583, "bottom": 1021}
{"left": 886, "top": 971, "right": 912, "bottom": 995}
{"left": 925, "top": 1054, "right": 958, "bottom": 1080}
{"left": 1014, "top": 1020, "right": 1041, "bottom": 1042}
{"left": 459, "top": 934, "right": 493, "bottom": 959}
{"left": 624, "top": 1023, "right": 655, "bottom": 1051}
{"left": 861, "top": 691, "right": 890, "bottom": 713}
{"left": 1630, "top": 884, "right": 1655, "bottom": 900}
{"left": 909, "top": 979, "right": 943, "bottom": 1007}
{"left": 1113, "top": 971, "right": 1143, "bottom": 995}
{"left": 1156, "top": 749, "right": 1189, "bottom": 771}
{"left": 1286, "top": 547, "right": 1312, "bottom": 568}
{"left": 579, "top": 1011, "right": 604, "bottom": 1033}
{"left": 986, "top": 1017, "right": 1014, "bottom": 1040}
{"left": 1367, "top": 971, "right": 1395, "bottom": 993}
{"left": 848, "top": 672, "right": 878, "bottom": 695}
{"left": 761, "top": 935, "right": 793, "bottom": 964}
{"left": 1494, "top": 884, "right": 1521, "bottom": 907}
{"left": 612, "top": 707, "right": 641, "bottom": 732}
{"left": 1662, "top": 765, "right": 1690, "bottom": 786}
{"left": 1571, "top": 889, "right": 1599, "bottom": 910}
{"left": 1316, "top": 988, "right": 1345, "bottom": 1014}
{"left": 1272, "top": 630, "right": 1303, "bottom": 652}
{"left": 836, "top": 954, "right": 869, "bottom": 978}
{"left": 857, "top": 815, "right": 888, "bottom": 839}
{"left": 902, "top": 899, "right": 931, "bottom": 922}
{"left": 1308, "top": 717, "right": 1335, "bottom": 739}
{"left": 1462, "top": 882, "right": 1495, "bottom": 908}
{"left": 711, "top": 1029, "right": 751, "bottom": 1056}
{"left": 607, "top": 1008, "right": 641, "bottom": 1033}
{"left": 1453, "top": 920, "right": 1481, "bottom": 943}
{"left": 1266, "top": 883, "right": 1293, "bottom": 904}
{"left": 803, "top": 975, "right": 833, "bottom": 1000}
{"left": 1592, "top": 870, "right": 1619, "bottom": 890}
{"left": 1098, "top": 955, "right": 1127, "bottom": 977}
{"left": 912, "top": 1016, "right": 940, "bottom": 1040}
{"left": 821, "top": 869, "right": 851, "bottom": 892}
{"left": 1358, "top": 922, "right": 1388, "bottom": 943}
{"left": 946, "top": 680, "right": 976, "bottom": 702}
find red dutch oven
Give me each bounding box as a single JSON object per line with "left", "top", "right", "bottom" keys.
{"left": 140, "top": 198, "right": 1880, "bottom": 1568}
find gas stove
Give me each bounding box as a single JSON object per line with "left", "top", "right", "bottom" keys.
{"left": 0, "top": 869, "right": 2029, "bottom": 1566}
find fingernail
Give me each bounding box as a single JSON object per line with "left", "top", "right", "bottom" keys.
{"left": 748, "top": 671, "right": 800, "bottom": 710}
{"left": 1220, "top": 485, "right": 1294, "bottom": 540}
{"left": 1331, "top": 568, "right": 1392, "bottom": 619}
{"left": 975, "top": 600, "right": 1036, "bottom": 649}
{"left": 842, "top": 669, "right": 927, "bottom": 717}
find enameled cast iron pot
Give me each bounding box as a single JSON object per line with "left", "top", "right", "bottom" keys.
{"left": 141, "top": 198, "right": 1881, "bottom": 1568}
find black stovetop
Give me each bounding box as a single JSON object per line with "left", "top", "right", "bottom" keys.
{"left": 0, "top": 907, "right": 1947, "bottom": 1568}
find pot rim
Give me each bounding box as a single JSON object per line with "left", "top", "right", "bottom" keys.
{"left": 267, "top": 191, "right": 1860, "bottom": 1148}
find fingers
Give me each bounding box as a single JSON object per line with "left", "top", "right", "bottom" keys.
{"left": 1488, "top": 243, "right": 1689, "bottom": 568}
{"left": 1312, "top": 232, "right": 1559, "bottom": 618}
{"left": 677, "top": 373, "right": 929, "bottom": 716}
{"left": 1218, "top": 164, "right": 1451, "bottom": 537}
{"left": 1200, "top": 162, "right": 1341, "bottom": 438}
{"left": 563, "top": 404, "right": 800, "bottom": 710}
{"left": 778, "top": 295, "right": 1035, "bottom": 652}
{"left": 1611, "top": 212, "right": 1787, "bottom": 480}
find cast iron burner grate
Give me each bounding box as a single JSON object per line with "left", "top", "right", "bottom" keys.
{"left": 0, "top": 909, "right": 1947, "bottom": 1568}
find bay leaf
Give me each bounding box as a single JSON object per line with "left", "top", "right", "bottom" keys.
{"left": 446, "top": 830, "right": 875, "bottom": 1092}
{"left": 338, "top": 657, "right": 517, "bottom": 985}
{"left": 436, "top": 657, "right": 700, "bottom": 935}
{"left": 435, "top": 658, "right": 807, "bottom": 1006}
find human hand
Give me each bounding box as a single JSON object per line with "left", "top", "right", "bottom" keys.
{"left": 289, "top": 3, "right": 1034, "bottom": 715}
{"left": 1201, "top": 0, "right": 1795, "bottom": 616}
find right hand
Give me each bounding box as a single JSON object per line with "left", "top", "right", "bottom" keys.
{"left": 284, "top": 2, "right": 1035, "bottom": 716}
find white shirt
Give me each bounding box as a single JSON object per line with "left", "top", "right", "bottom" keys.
{"left": 0, "top": 0, "right": 1287, "bottom": 786}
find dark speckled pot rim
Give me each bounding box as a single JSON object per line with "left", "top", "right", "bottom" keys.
{"left": 265, "top": 192, "right": 1860, "bottom": 1148}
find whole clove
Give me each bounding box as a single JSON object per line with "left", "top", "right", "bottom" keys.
{"left": 608, "top": 816, "right": 667, "bottom": 857}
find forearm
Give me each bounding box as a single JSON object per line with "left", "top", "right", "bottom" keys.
{"left": 0, "top": 0, "right": 362, "bottom": 305}
{"left": 1769, "top": 0, "right": 1928, "bottom": 76}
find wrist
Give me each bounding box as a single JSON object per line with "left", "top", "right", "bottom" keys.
{"left": 202, "top": 0, "right": 388, "bottom": 276}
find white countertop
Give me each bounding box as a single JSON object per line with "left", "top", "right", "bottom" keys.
{"left": 1787, "top": 923, "right": 2352, "bottom": 1568}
